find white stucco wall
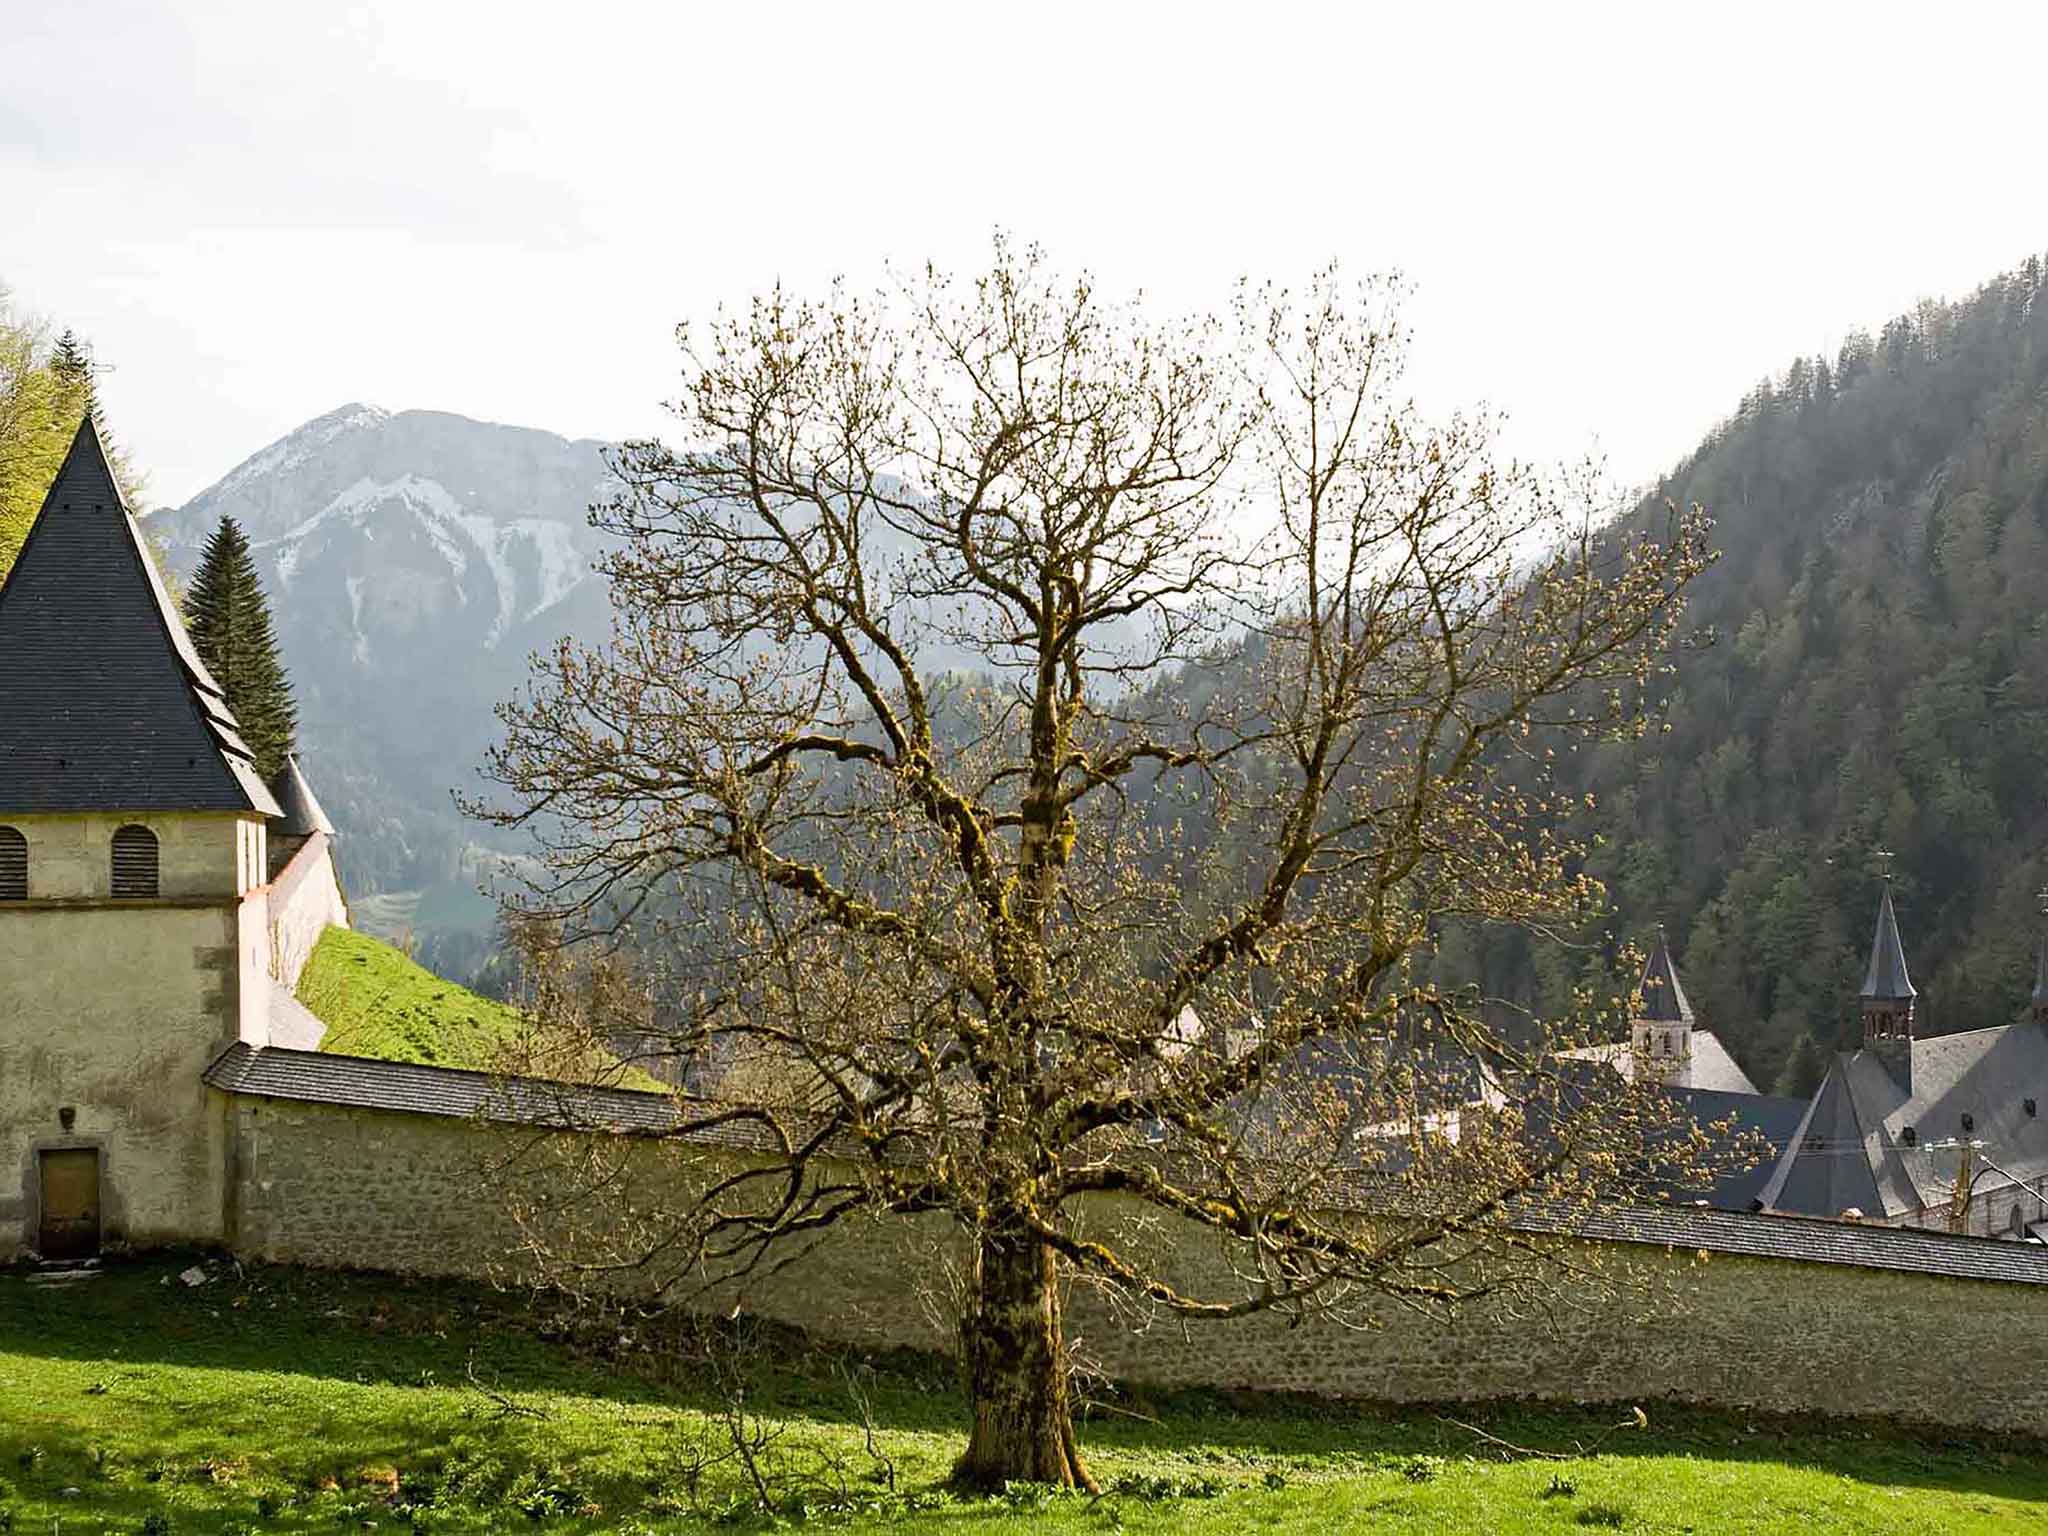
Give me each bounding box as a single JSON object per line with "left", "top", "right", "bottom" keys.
{"left": 266, "top": 832, "right": 348, "bottom": 992}
{"left": 0, "top": 902, "right": 239, "bottom": 1258}
{"left": 0, "top": 811, "right": 259, "bottom": 901}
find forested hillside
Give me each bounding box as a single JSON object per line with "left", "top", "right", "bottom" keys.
{"left": 1519, "top": 251, "right": 2048, "bottom": 1094}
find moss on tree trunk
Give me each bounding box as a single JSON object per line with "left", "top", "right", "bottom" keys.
{"left": 954, "top": 1225, "right": 1096, "bottom": 1491}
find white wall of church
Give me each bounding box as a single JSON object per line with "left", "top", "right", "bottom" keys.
{"left": 0, "top": 810, "right": 256, "bottom": 900}
{"left": 0, "top": 810, "right": 260, "bottom": 1260}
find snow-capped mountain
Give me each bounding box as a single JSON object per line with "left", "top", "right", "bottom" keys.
{"left": 148, "top": 406, "right": 624, "bottom": 970}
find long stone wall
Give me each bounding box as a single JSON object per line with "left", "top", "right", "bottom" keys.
{"left": 220, "top": 1092, "right": 2048, "bottom": 1437}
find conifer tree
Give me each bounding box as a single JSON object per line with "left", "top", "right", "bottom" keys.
{"left": 1773, "top": 1032, "right": 1826, "bottom": 1098}
{"left": 49, "top": 329, "right": 98, "bottom": 421}
{"left": 186, "top": 515, "right": 297, "bottom": 780}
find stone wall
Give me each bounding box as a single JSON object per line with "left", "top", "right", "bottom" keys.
{"left": 222, "top": 1092, "right": 2048, "bottom": 1436}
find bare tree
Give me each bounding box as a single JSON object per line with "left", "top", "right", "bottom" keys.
{"left": 474, "top": 241, "right": 1718, "bottom": 1489}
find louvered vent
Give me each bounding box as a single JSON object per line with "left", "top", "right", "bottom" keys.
{"left": 110, "top": 824, "right": 159, "bottom": 897}
{"left": 0, "top": 827, "right": 25, "bottom": 900}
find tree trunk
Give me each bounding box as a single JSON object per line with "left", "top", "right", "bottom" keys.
{"left": 953, "top": 1224, "right": 1096, "bottom": 1491}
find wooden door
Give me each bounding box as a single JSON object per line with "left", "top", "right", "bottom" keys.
{"left": 38, "top": 1149, "right": 100, "bottom": 1260}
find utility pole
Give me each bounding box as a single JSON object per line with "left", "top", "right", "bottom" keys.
{"left": 1928, "top": 1137, "right": 1985, "bottom": 1234}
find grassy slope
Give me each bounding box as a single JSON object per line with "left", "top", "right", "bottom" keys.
{"left": 1, "top": 1257, "right": 2043, "bottom": 1534}
{"left": 296, "top": 927, "right": 528, "bottom": 1069}
{"left": 295, "top": 927, "right": 662, "bottom": 1089}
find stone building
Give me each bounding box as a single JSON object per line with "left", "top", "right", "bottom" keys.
{"left": 1758, "top": 877, "right": 2048, "bottom": 1237}
{"left": 0, "top": 419, "right": 346, "bottom": 1260}
{"left": 1563, "top": 927, "right": 1764, "bottom": 1094}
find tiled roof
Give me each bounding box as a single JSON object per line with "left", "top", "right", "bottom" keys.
{"left": 204, "top": 1042, "right": 687, "bottom": 1134}
{"left": 1678, "top": 1031, "right": 1760, "bottom": 1094}
{"left": 205, "top": 1044, "right": 2048, "bottom": 1289}
{"left": 1524, "top": 1201, "right": 2048, "bottom": 1287}
{"left": 1659, "top": 1085, "right": 1808, "bottom": 1209}
{"left": 1759, "top": 1023, "right": 2048, "bottom": 1220}
{"left": 1555, "top": 1031, "right": 1760, "bottom": 1095}
{"left": 0, "top": 418, "right": 280, "bottom": 816}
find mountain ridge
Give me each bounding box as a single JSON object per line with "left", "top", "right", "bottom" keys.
{"left": 146, "top": 403, "right": 627, "bottom": 979}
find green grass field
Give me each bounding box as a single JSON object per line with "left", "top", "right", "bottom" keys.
{"left": 294, "top": 928, "right": 661, "bottom": 1089}
{"left": 0, "top": 1255, "right": 2043, "bottom": 1533}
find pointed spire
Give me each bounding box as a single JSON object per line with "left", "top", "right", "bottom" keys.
{"left": 1859, "top": 859, "right": 1917, "bottom": 1093}
{"left": 1636, "top": 925, "right": 1695, "bottom": 1024}
{"left": 0, "top": 413, "right": 281, "bottom": 817}
{"left": 42, "top": 413, "right": 126, "bottom": 517}
{"left": 2032, "top": 886, "right": 2048, "bottom": 1024}
{"left": 1861, "top": 877, "right": 1917, "bottom": 1002}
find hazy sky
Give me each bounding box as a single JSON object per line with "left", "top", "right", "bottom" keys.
{"left": 6, "top": 1, "right": 2045, "bottom": 508}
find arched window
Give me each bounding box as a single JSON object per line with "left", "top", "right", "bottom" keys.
{"left": 0, "top": 826, "right": 25, "bottom": 900}
{"left": 110, "top": 824, "right": 159, "bottom": 897}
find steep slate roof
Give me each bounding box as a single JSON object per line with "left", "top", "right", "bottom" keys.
{"left": 202, "top": 1043, "right": 2048, "bottom": 1289}
{"left": 1658, "top": 1085, "right": 1809, "bottom": 1210}
{"left": 1861, "top": 882, "right": 1917, "bottom": 1000}
{"left": 1636, "top": 928, "right": 1694, "bottom": 1023}
{"left": 1761, "top": 1022, "right": 2048, "bottom": 1220}
{"left": 0, "top": 418, "right": 280, "bottom": 816}
{"left": 268, "top": 755, "right": 335, "bottom": 838}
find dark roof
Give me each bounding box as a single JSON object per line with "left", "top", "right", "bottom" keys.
{"left": 1530, "top": 1201, "right": 2048, "bottom": 1287}
{"left": 204, "top": 1041, "right": 684, "bottom": 1134}
{"left": 0, "top": 418, "right": 280, "bottom": 816}
{"left": 202, "top": 1043, "right": 2048, "bottom": 1290}
{"left": 1861, "top": 881, "right": 1916, "bottom": 1001}
{"left": 1657, "top": 1086, "right": 1809, "bottom": 1210}
{"left": 1636, "top": 927, "right": 1694, "bottom": 1024}
{"left": 269, "top": 755, "right": 335, "bottom": 838}
{"left": 1760, "top": 1022, "right": 2048, "bottom": 1220}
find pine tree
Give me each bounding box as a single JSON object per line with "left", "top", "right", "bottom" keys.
{"left": 1771, "top": 1031, "right": 1825, "bottom": 1099}
{"left": 185, "top": 515, "right": 297, "bottom": 781}
{"left": 49, "top": 328, "right": 97, "bottom": 421}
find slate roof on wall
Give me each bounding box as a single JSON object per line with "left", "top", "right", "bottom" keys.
{"left": 205, "top": 1042, "right": 2048, "bottom": 1288}
{"left": 204, "top": 1041, "right": 687, "bottom": 1135}
{"left": 0, "top": 418, "right": 280, "bottom": 816}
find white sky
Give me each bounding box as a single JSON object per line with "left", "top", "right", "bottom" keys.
{"left": 5, "top": 0, "right": 2045, "bottom": 509}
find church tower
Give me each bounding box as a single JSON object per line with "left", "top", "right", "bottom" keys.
{"left": 2032, "top": 887, "right": 2048, "bottom": 1030}
{"left": 0, "top": 417, "right": 282, "bottom": 1262}
{"left": 1630, "top": 926, "right": 1695, "bottom": 1084}
{"left": 1860, "top": 868, "right": 1917, "bottom": 1094}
